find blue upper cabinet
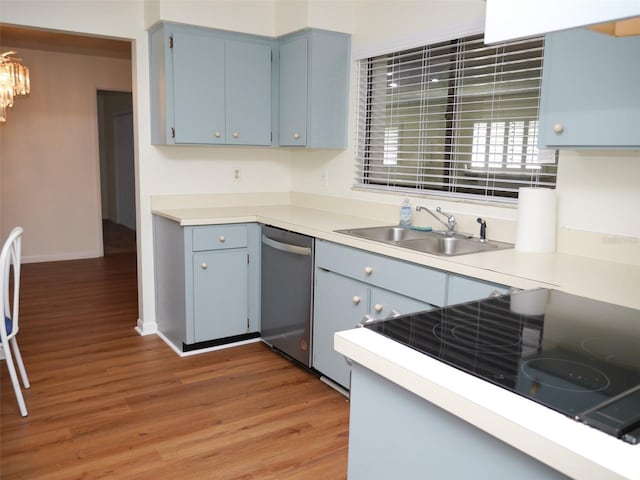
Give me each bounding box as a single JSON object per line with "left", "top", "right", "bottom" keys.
{"left": 149, "top": 22, "right": 350, "bottom": 148}
{"left": 277, "top": 29, "right": 351, "bottom": 149}
{"left": 171, "top": 30, "right": 226, "bottom": 145}
{"left": 149, "top": 22, "right": 275, "bottom": 146}
{"left": 225, "top": 39, "right": 272, "bottom": 145}
{"left": 278, "top": 36, "right": 309, "bottom": 146}
{"left": 538, "top": 29, "right": 640, "bottom": 148}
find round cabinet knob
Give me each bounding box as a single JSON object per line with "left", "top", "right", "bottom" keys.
{"left": 214, "top": 131, "right": 222, "bottom": 138}
{"left": 364, "top": 266, "right": 373, "bottom": 275}
{"left": 232, "top": 132, "right": 239, "bottom": 139}
{"left": 219, "top": 236, "right": 225, "bottom": 242}
{"left": 201, "top": 262, "right": 208, "bottom": 270}
{"left": 352, "top": 296, "right": 361, "bottom": 305}
{"left": 374, "top": 303, "right": 383, "bottom": 313}
{"left": 293, "top": 132, "right": 301, "bottom": 140}
{"left": 553, "top": 123, "right": 564, "bottom": 135}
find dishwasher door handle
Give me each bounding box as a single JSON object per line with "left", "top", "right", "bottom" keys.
{"left": 262, "top": 234, "right": 312, "bottom": 256}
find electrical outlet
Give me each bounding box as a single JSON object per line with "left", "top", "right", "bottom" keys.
{"left": 232, "top": 167, "right": 241, "bottom": 182}
{"left": 320, "top": 169, "right": 328, "bottom": 187}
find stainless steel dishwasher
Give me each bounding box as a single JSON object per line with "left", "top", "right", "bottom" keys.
{"left": 261, "top": 225, "right": 314, "bottom": 367}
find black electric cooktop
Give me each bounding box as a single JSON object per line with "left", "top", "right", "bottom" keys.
{"left": 365, "top": 289, "right": 640, "bottom": 444}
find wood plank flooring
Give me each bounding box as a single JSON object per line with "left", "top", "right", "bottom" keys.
{"left": 1, "top": 252, "right": 350, "bottom": 479}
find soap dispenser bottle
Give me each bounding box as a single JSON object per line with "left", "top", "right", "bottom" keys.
{"left": 399, "top": 197, "right": 412, "bottom": 227}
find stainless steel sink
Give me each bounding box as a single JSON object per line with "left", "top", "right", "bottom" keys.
{"left": 334, "top": 225, "right": 513, "bottom": 256}
{"left": 399, "top": 235, "right": 512, "bottom": 256}
{"left": 335, "top": 225, "right": 433, "bottom": 242}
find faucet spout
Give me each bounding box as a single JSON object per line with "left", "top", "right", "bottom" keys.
{"left": 435, "top": 207, "right": 457, "bottom": 233}
{"left": 415, "top": 205, "right": 457, "bottom": 234}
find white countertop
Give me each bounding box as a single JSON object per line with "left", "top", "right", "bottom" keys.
{"left": 335, "top": 328, "right": 640, "bottom": 480}
{"left": 153, "top": 202, "right": 640, "bottom": 479}
{"left": 153, "top": 204, "right": 640, "bottom": 310}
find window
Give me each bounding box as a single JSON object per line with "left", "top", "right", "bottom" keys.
{"left": 355, "top": 34, "right": 557, "bottom": 202}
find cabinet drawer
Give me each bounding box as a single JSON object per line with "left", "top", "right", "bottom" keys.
{"left": 191, "top": 225, "right": 248, "bottom": 251}
{"left": 446, "top": 274, "right": 509, "bottom": 306}
{"left": 316, "top": 240, "right": 447, "bottom": 307}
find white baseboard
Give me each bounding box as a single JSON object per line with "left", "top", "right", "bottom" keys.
{"left": 135, "top": 318, "right": 158, "bottom": 336}
{"left": 156, "top": 330, "right": 262, "bottom": 357}
{"left": 22, "top": 250, "right": 101, "bottom": 263}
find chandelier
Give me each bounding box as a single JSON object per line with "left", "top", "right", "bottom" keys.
{"left": 0, "top": 51, "right": 31, "bottom": 123}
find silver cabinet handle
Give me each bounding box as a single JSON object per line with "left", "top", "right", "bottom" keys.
{"left": 358, "top": 314, "right": 378, "bottom": 328}
{"left": 201, "top": 262, "right": 208, "bottom": 270}
{"left": 261, "top": 234, "right": 311, "bottom": 256}
{"left": 293, "top": 132, "right": 301, "bottom": 139}
{"left": 553, "top": 123, "right": 564, "bottom": 135}
{"left": 374, "top": 303, "right": 383, "bottom": 313}
{"left": 232, "top": 132, "right": 239, "bottom": 139}
{"left": 352, "top": 295, "right": 361, "bottom": 305}
{"left": 364, "top": 266, "right": 373, "bottom": 275}
{"left": 387, "top": 309, "right": 401, "bottom": 319}
{"left": 219, "top": 236, "right": 225, "bottom": 242}
{"left": 214, "top": 131, "right": 222, "bottom": 138}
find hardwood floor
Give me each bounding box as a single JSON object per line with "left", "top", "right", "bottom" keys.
{"left": 1, "top": 252, "right": 349, "bottom": 479}
{"left": 102, "top": 219, "right": 136, "bottom": 256}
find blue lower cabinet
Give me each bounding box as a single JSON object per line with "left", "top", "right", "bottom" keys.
{"left": 446, "top": 274, "right": 510, "bottom": 306}
{"left": 313, "top": 270, "right": 368, "bottom": 388}
{"left": 153, "top": 217, "right": 260, "bottom": 350}
{"left": 192, "top": 249, "right": 248, "bottom": 342}
{"left": 348, "top": 363, "right": 568, "bottom": 479}
{"left": 312, "top": 240, "right": 510, "bottom": 390}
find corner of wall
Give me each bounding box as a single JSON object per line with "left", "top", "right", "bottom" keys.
{"left": 144, "top": 0, "right": 161, "bottom": 29}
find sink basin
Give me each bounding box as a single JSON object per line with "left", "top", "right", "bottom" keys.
{"left": 335, "top": 225, "right": 434, "bottom": 242}
{"left": 334, "top": 225, "right": 513, "bottom": 256}
{"left": 399, "top": 235, "right": 512, "bottom": 256}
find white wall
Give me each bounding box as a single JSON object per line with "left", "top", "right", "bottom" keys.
{"left": 557, "top": 150, "right": 640, "bottom": 238}
{"left": 0, "top": 47, "right": 132, "bottom": 261}
{"left": 150, "top": 0, "right": 278, "bottom": 35}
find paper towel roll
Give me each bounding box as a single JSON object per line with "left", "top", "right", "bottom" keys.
{"left": 510, "top": 289, "right": 548, "bottom": 316}
{"left": 515, "top": 187, "right": 557, "bottom": 253}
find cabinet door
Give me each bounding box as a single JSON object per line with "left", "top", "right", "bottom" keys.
{"left": 225, "top": 39, "right": 272, "bottom": 145}
{"left": 369, "top": 287, "right": 434, "bottom": 320}
{"left": 313, "top": 270, "right": 368, "bottom": 389}
{"left": 539, "top": 29, "right": 640, "bottom": 148}
{"left": 172, "top": 31, "right": 226, "bottom": 144}
{"left": 193, "top": 250, "right": 248, "bottom": 342}
{"left": 278, "top": 37, "right": 308, "bottom": 146}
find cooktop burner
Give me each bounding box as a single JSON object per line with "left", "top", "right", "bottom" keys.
{"left": 433, "top": 320, "right": 523, "bottom": 352}
{"left": 365, "top": 289, "right": 640, "bottom": 444}
{"left": 520, "top": 358, "right": 611, "bottom": 393}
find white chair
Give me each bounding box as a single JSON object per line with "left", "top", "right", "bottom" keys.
{"left": 1, "top": 227, "right": 29, "bottom": 416}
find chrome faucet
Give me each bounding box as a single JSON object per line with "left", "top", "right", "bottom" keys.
{"left": 415, "top": 205, "right": 457, "bottom": 234}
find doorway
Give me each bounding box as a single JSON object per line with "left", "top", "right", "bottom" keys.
{"left": 97, "top": 90, "right": 136, "bottom": 256}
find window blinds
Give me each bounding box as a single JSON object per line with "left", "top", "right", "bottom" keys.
{"left": 354, "top": 34, "right": 557, "bottom": 202}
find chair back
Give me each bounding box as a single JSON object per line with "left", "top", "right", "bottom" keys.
{"left": 1, "top": 227, "right": 23, "bottom": 343}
